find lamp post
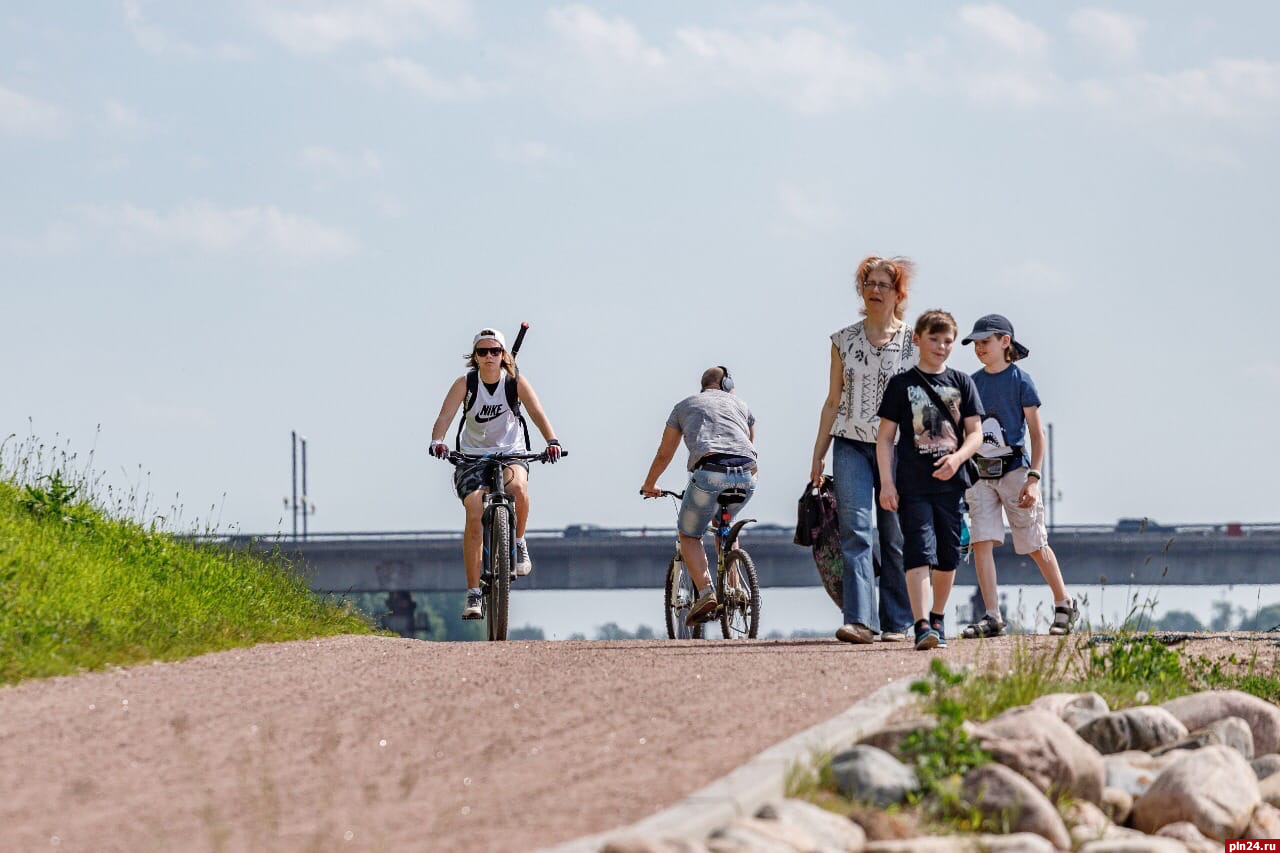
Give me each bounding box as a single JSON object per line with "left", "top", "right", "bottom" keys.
{"left": 288, "top": 431, "right": 315, "bottom": 541}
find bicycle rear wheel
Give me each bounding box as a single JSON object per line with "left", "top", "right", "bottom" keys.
{"left": 486, "top": 505, "right": 512, "bottom": 641}
{"left": 719, "top": 548, "right": 760, "bottom": 639}
{"left": 664, "top": 556, "right": 703, "bottom": 640}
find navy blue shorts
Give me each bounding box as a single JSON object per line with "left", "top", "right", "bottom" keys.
{"left": 899, "top": 490, "right": 965, "bottom": 571}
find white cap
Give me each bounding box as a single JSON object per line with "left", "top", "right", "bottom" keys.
{"left": 472, "top": 327, "right": 506, "bottom": 349}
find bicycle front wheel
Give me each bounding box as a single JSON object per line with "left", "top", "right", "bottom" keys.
{"left": 664, "top": 556, "right": 703, "bottom": 640}
{"left": 486, "top": 505, "right": 512, "bottom": 641}
{"left": 719, "top": 549, "right": 760, "bottom": 639}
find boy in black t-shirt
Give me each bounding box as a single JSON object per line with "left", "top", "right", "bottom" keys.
{"left": 876, "top": 310, "right": 984, "bottom": 650}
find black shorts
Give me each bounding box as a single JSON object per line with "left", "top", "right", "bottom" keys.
{"left": 899, "top": 490, "right": 965, "bottom": 571}
{"left": 453, "top": 458, "right": 529, "bottom": 501}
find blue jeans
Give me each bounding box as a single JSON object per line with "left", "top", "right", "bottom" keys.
{"left": 678, "top": 466, "right": 757, "bottom": 537}
{"left": 832, "top": 438, "right": 911, "bottom": 633}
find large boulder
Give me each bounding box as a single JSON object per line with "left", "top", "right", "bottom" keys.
{"left": 1101, "top": 786, "right": 1133, "bottom": 824}
{"left": 1260, "top": 771, "right": 1280, "bottom": 808}
{"left": 830, "top": 745, "right": 920, "bottom": 807}
{"left": 604, "top": 840, "right": 708, "bottom": 853}
{"left": 1131, "top": 744, "right": 1260, "bottom": 839}
{"left": 1030, "top": 691, "right": 1110, "bottom": 730}
{"left": 973, "top": 707, "right": 1105, "bottom": 804}
{"left": 1150, "top": 715, "right": 1254, "bottom": 759}
{"left": 1078, "top": 836, "right": 1187, "bottom": 852}
{"left": 1077, "top": 706, "right": 1188, "bottom": 754}
{"left": 961, "top": 763, "right": 1072, "bottom": 850}
{"left": 1065, "top": 799, "right": 1111, "bottom": 847}
{"left": 1104, "top": 750, "right": 1182, "bottom": 799}
{"left": 755, "top": 799, "right": 867, "bottom": 851}
{"left": 708, "top": 817, "right": 822, "bottom": 853}
{"left": 856, "top": 717, "right": 936, "bottom": 759}
{"left": 1162, "top": 690, "right": 1280, "bottom": 755}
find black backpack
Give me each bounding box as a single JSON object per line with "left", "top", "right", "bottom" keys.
{"left": 454, "top": 369, "right": 531, "bottom": 451}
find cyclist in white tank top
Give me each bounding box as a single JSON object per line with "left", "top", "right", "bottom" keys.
{"left": 429, "top": 328, "right": 563, "bottom": 619}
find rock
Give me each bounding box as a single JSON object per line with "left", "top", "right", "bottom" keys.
{"left": 830, "top": 745, "right": 920, "bottom": 807}
{"left": 1150, "top": 715, "right": 1254, "bottom": 759}
{"left": 1245, "top": 802, "right": 1280, "bottom": 840}
{"left": 1154, "top": 821, "right": 1219, "bottom": 853}
{"left": 847, "top": 807, "right": 915, "bottom": 842}
{"left": 1030, "top": 691, "right": 1111, "bottom": 730}
{"left": 973, "top": 707, "right": 1105, "bottom": 804}
{"left": 1253, "top": 753, "right": 1280, "bottom": 780}
{"left": 1103, "top": 750, "right": 1182, "bottom": 799}
{"left": 1078, "top": 836, "right": 1191, "bottom": 852}
{"left": 856, "top": 718, "right": 935, "bottom": 759}
{"left": 960, "top": 763, "right": 1072, "bottom": 849}
{"left": 864, "top": 839, "right": 966, "bottom": 853}
{"left": 708, "top": 818, "right": 809, "bottom": 853}
{"left": 604, "top": 840, "right": 709, "bottom": 853}
{"left": 1260, "top": 771, "right": 1280, "bottom": 808}
{"left": 755, "top": 799, "right": 866, "bottom": 851}
{"left": 1066, "top": 800, "right": 1112, "bottom": 847}
{"left": 1163, "top": 690, "right": 1280, "bottom": 755}
{"left": 1077, "top": 706, "right": 1189, "bottom": 754}
{"left": 1131, "top": 744, "right": 1260, "bottom": 839}
{"left": 1101, "top": 786, "right": 1134, "bottom": 824}
{"left": 967, "top": 834, "right": 1055, "bottom": 852}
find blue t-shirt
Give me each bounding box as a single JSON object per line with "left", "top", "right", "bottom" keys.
{"left": 970, "top": 364, "right": 1041, "bottom": 470}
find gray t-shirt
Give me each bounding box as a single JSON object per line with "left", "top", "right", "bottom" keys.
{"left": 666, "top": 390, "right": 757, "bottom": 471}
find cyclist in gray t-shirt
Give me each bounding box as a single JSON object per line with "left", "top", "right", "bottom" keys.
{"left": 641, "top": 366, "right": 757, "bottom": 624}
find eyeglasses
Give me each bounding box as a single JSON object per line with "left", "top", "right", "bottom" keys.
{"left": 860, "top": 281, "right": 896, "bottom": 292}
{"left": 474, "top": 347, "right": 504, "bottom": 357}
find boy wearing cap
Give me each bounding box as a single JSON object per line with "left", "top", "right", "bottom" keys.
{"left": 429, "top": 328, "right": 563, "bottom": 620}
{"left": 960, "top": 314, "right": 1076, "bottom": 637}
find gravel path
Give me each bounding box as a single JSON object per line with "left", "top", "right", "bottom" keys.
{"left": 0, "top": 633, "right": 1267, "bottom": 852}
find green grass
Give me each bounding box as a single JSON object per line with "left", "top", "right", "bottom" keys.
{"left": 0, "top": 475, "right": 377, "bottom": 685}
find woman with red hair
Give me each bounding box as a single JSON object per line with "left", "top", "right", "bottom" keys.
{"left": 810, "top": 256, "right": 918, "bottom": 644}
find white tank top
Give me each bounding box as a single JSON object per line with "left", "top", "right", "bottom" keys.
{"left": 458, "top": 373, "right": 527, "bottom": 454}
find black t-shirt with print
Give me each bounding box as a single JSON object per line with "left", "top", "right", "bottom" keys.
{"left": 877, "top": 367, "right": 983, "bottom": 495}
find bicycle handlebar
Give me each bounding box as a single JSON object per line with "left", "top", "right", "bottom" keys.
{"left": 444, "top": 450, "right": 567, "bottom": 465}
{"left": 640, "top": 489, "right": 684, "bottom": 500}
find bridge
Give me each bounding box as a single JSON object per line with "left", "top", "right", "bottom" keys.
{"left": 228, "top": 522, "right": 1280, "bottom": 593}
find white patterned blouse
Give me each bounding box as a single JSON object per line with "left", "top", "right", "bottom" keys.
{"left": 829, "top": 320, "right": 919, "bottom": 443}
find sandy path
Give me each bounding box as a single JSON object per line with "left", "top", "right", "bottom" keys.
{"left": 0, "top": 633, "right": 1265, "bottom": 852}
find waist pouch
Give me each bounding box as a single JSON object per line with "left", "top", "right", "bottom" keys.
{"left": 975, "top": 446, "right": 1023, "bottom": 480}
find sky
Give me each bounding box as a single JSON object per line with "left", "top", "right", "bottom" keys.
{"left": 3, "top": 1, "right": 1279, "bottom": 537}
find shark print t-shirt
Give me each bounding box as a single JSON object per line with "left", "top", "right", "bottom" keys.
{"left": 971, "top": 363, "right": 1042, "bottom": 472}
{"left": 877, "top": 367, "right": 982, "bottom": 495}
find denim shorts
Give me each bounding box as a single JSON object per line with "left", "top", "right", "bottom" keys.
{"left": 453, "top": 458, "right": 529, "bottom": 501}
{"left": 898, "top": 490, "right": 965, "bottom": 571}
{"left": 678, "top": 466, "right": 757, "bottom": 537}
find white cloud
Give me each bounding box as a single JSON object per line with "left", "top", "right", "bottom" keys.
{"left": 103, "top": 99, "right": 149, "bottom": 137}
{"left": 494, "top": 140, "right": 556, "bottom": 166}
{"left": 1069, "top": 9, "right": 1144, "bottom": 65}
{"left": 1083, "top": 59, "right": 1280, "bottom": 121}
{"left": 82, "top": 202, "right": 359, "bottom": 261}
{"left": 367, "top": 57, "right": 502, "bottom": 100}
{"left": 124, "top": 0, "right": 246, "bottom": 60}
{"left": 963, "top": 70, "right": 1049, "bottom": 106}
{"left": 253, "top": 0, "right": 473, "bottom": 54}
{"left": 299, "top": 145, "right": 383, "bottom": 179}
{"left": 0, "top": 83, "right": 64, "bottom": 136}
{"left": 542, "top": 5, "right": 888, "bottom": 115}
{"left": 957, "top": 4, "right": 1048, "bottom": 57}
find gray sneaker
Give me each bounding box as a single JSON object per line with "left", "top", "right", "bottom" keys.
{"left": 514, "top": 540, "right": 532, "bottom": 577}
{"left": 685, "top": 588, "right": 719, "bottom": 626}
{"left": 461, "top": 591, "right": 484, "bottom": 620}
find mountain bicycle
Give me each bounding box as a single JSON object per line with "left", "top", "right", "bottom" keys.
{"left": 643, "top": 489, "right": 761, "bottom": 640}
{"left": 444, "top": 449, "right": 565, "bottom": 641}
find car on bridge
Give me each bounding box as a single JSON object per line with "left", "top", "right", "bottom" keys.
{"left": 563, "top": 523, "right": 616, "bottom": 538}
{"left": 1114, "top": 517, "right": 1177, "bottom": 535}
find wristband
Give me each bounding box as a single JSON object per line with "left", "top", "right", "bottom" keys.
{"left": 1026, "top": 469, "right": 1042, "bottom": 480}
{"left": 548, "top": 439, "right": 561, "bottom": 446}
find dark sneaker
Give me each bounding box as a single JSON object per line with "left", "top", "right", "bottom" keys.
{"left": 930, "top": 614, "right": 948, "bottom": 649}
{"left": 461, "top": 591, "right": 484, "bottom": 620}
{"left": 914, "top": 622, "right": 940, "bottom": 651}
{"left": 514, "top": 540, "right": 532, "bottom": 577}
{"left": 836, "top": 623, "right": 876, "bottom": 644}
{"left": 961, "top": 613, "right": 1006, "bottom": 639}
{"left": 1049, "top": 598, "right": 1079, "bottom": 636}
{"left": 685, "top": 588, "right": 718, "bottom": 626}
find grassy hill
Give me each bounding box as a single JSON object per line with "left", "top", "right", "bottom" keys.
{"left": 0, "top": 471, "right": 376, "bottom": 685}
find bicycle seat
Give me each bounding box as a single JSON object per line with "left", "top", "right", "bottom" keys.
{"left": 717, "top": 490, "right": 747, "bottom": 507}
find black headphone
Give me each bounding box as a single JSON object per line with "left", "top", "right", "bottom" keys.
{"left": 717, "top": 365, "right": 734, "bottom": 392}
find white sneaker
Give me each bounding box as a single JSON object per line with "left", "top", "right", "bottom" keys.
{"left": 461, "top": 591, "right": 484, "bottom": 620}
{"left": 880, "top": 631, "right": 908, "bottom": 642}
{"left": 514, "top": 540, "right": 532, "bottom": 576}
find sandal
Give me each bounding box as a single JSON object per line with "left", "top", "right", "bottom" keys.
{"left": 1049, "top": 599, "right": 1079, "bottom": 636}
{"left": 960, "top": 613, "right": 1005, "bottom": 639}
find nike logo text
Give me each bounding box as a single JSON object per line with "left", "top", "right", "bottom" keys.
{"left": 475, "top": 404, "right": 506, "bottom": 423}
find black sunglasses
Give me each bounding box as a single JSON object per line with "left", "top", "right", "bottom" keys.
{"left": 474, "top": 346, "right": 505, "bottom": 357}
